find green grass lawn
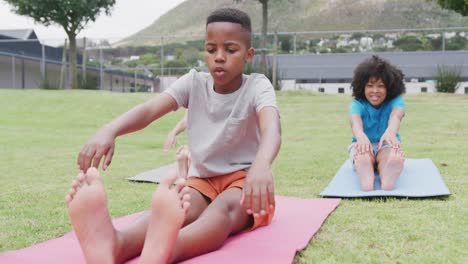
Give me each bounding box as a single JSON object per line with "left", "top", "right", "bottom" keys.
{"left": 0, "top": 89, "right": 467, "bottom": 262}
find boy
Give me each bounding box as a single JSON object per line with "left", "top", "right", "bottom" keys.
{"left": 69, "top": 8, "right": 281, "bottom": 263}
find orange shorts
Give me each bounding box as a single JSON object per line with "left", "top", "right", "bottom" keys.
{"left": 186, "top": 170, "right": 274, "bottom": 230}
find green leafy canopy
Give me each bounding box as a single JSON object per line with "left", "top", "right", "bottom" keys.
{"left": 436, "top": 0, "right": 468, "bottom": 16}
{"left": 5, "top": 0, "right": 116, "bottom": 35}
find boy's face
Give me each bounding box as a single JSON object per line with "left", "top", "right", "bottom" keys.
{"left": 364, "top": 77, "right": 387, "bottom": 108}
{"left": 205, "top": 22, "right": 254, "bottom": 93}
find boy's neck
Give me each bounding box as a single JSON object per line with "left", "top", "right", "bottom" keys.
{"left": 213, "top": 74, "right": 244, "bottom": 94}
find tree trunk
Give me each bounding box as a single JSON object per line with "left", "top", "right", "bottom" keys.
{"left": 260, "top": 0, "right": 268, "bottom": 75}
{"left": 67, "top": 33, "right": 78, "bottom": 89}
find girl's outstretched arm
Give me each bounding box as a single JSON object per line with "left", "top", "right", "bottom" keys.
{"left": 379, "top": 108, "right": 405, "bottom": 149}
{"left": 350, "top": 114, "right": 373, "bottom": 155}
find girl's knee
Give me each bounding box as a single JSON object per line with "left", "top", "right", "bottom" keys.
{"left": 361, "top": 182, "right": 374, "bottom": 192}
{"left": 354, "top": 153, "right": 374, "bottom": 168}
{"left": 381, "top": 181, "right": 395, "bottom": 191}
{"left": 387, "top": 151, "right": 405, "bottom": 167}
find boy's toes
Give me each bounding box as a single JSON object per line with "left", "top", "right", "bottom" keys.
{"left": 174, "top": 178, "right": 187, "bottom": 192}
{"left": 76, "top": 172, "right": 86, "bottom": 184}
{"left": 182, "top": 200, "right": 191, "bottom": 212}
{"left": 65, "top": 194, "right": 72, "bottom": 205}
{"left": 85, "top": 167, "right": 101, "bottom": 184}
{"left": 71, "top": 180, "right": 80, "bottom": 189}
{"left": 160, "top": 173, "right": 178, "bottom": 188}
{"left": 182, "top": 193, "right": 191, "bottom": 204}
{"left": 178, "top": 186, "right": 191, "bottom": 200}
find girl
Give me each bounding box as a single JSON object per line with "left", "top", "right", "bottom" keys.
{"left": 349, "top": 55, "right": 406, "bottom": 191}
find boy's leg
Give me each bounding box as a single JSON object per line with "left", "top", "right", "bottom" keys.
{"left": 170, "top": 187, "right": 252, "bottom": 262}
{"left": 66, "top": 168, "right": 124, "bottom": 264}
{"left": 115, "top": 186, "right": 209, "bottom": 262}
{"left": 353, "top": 151, "right": 376, "bottom": 192}
{"left": 376, "top": 147, "right": 405, "bottom": 190}
{"left": 66, "top": 168, "right": 209, "bottom": 263}
{"left": 138, "top": 174, "right": 191, "bottom": 264}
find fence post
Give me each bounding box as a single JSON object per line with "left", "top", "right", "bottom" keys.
{"left": 160, "top": 36, "right": 164, "bottom": 90}
{"left": 21, "top": 57, "right": 25, "bottom": 89}
{"left": 60, "top": 39, "right": 67, "bottom": 89}
{"left": 442, "top": 32, "right": 446, "bottom": 52}
{"left": 273, "top": 32, "right": 278, "bottom": 89}
{"left": 99, "top": 47, "right": 104, "bottom": 90}
{"left": 41, "top": 44, "right": 46, "bottom": 81}
{"left": 134, "top": 67, "right": 137, "bottom": 92}
{"left": 11, "top": 56, "right": 16, "bottom": 88}
{"left": 82, "top": 37, "right": 87, "bottom": 81}
{"left": 293, "top": 33, "right": 297, "bottom": 54}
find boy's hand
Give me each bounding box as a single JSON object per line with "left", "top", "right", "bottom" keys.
{"left": 77, "top": 128, "right": 116, "bottom": 172}
{"left": 379, "top": 131, "right": 400, "bottom": 150}
{"left": 355, "top": 135, "right": 373, "bottom": 156}
{"left": 241, "top": 163, "right": 275, "bottom": 218}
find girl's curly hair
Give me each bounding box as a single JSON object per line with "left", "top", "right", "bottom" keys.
{"left": 351, "top": 55, "right": 406, "bottom": 100}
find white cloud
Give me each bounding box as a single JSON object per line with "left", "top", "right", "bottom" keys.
{"left": 0, "top": 0, "right": 186, "bottom": 43}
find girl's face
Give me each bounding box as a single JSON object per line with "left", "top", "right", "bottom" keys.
{"left": 364, "top": 77, "right": 387, "bottom": 108}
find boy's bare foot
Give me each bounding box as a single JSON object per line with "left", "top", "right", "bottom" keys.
{"left": 139, "top": 173, "right": 191, "bottom": 264}
{"left": 65, "top": 168, "right": 120, "bottom": 264}
{"left": 176, "top": 145, "right": 191, "bottom": 179}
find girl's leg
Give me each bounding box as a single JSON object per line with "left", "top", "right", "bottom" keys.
{"left": 354, "top": 151, "right": 376, "bottom": 192}
{"left": 376, "top": 147, "right": 405, "bottom": 190}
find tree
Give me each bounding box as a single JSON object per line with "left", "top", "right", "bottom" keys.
{"left": 393, "top": 36, "right": 427, "bottom": 51}
{"left": 234, "top": 0, "right": 269, "bottom": 75}
{"left": 5, "top": 0, "right": 116, "bottom": 89}
{"left": 434, "top": 0, "right": 467, "bottom": 16}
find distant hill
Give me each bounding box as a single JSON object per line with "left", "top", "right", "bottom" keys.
{"left": 118, "top": 0, "right": 468, "bottom": 46}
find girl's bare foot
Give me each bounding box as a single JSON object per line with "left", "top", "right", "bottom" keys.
{"left": 66, "top": 168, "right": 121, "bottom": 264}
{"left": 139, "top": 173, "right": 190, "bottom": 264}
{"left": 380, "top": 148, "right": 405, "bottom": 190}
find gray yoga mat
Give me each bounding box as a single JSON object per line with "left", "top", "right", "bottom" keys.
{"left": 320, "top": 158, "right": 451, "bottom": 198}
{"left": 128, "top": 162, "right": 177, "bottom": 183}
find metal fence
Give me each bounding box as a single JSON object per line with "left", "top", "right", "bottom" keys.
{"left": 1, "top": 27, "right": 467, "bottom": 91}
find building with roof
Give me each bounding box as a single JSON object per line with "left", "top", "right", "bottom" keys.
{"left": 0, "top": 29, "right": 158, "bottom": 92}
{"left": 269, "top": 51, "right": 468, "bottom": 94}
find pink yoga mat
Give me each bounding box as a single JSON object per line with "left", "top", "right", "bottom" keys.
{"left": 0, "top": 196, "right": 340, "bottom": 264}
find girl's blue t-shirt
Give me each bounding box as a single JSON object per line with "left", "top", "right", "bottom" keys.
{"left": 349, "top": 95, "right": 405, "bottom": 143}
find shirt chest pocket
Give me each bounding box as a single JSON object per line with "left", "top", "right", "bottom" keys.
{"left": 224, "top": 117, "right": 248, "bottom": 145}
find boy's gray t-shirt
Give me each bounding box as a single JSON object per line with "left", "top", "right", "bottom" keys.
{"left": 163, "top": 69, "right": 278, "bottom": 178}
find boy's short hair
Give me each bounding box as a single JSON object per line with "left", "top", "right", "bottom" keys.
{"left": 351, "top": 55, "right": 406, "bottom": 101}
{"left": 206, "top": 8, "right": 252, "bottom": 46}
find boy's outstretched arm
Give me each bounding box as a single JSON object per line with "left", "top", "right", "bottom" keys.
{"left": 241, "top": 107, "right": 281, "bottom": 218}
{"left": 379, "top": 108, "right": 405, "bottom": 149}
{"left": 77, "top": 93, "right": 178, "bottom": 172}
{"left": 350, "top": 114, "right": 373, "bottom": 155}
